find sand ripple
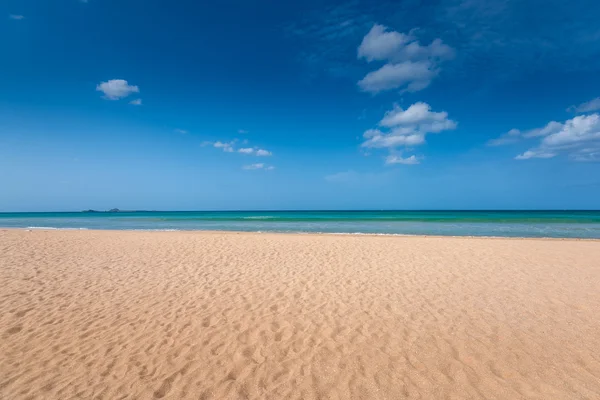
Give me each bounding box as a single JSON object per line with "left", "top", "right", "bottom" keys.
{"left": 1, "top": 230, "right": 600, "bottom": 399}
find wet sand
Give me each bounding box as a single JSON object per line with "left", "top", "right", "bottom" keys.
{"left": 1, "top": 229, "right": 600, "bottom": 399}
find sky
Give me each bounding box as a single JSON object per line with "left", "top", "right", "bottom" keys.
{"left": 1, "top": 0, "right": 600, "bottom": 211}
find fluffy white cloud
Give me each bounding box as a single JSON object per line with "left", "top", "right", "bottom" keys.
{"left": 237, "top": 148, "right": 272, "bottom": 156}
{"left": 255, "top": 149, "right": 272, "bottom": 156}
{"left": 9, "top": 14, "right": 24, "bottom": 20}
{"left": 174, "top": 129, "right": 188, "bottom": 134}
{"left": 567, "top": 97, "right": 600, "bottom": 114}
{"left": 238, "top": 129, "right": 248, "bottom": 134}
{"left": 357, "top": 61, "right": 437, "bottom": 93}
{"left": 129, "top": 98, "right": 142, "bottom": 105}
{"left": 242, "top": 163, "right": 275, "bottom": 170}
{"left": 541, "top": 114, "right": 600, "bottom": 147}
{"left": 205, "top": 140, "right": 272, "bottom": 157}
{"left": 213, "top": 141, "right": 236, "bottom": 152}
{"left": 358, "top": 25, "right": 454, "bottom": 64}
{"left": 357, "top": 24, "right": 413, "bottom": 62}
{"left": 362, "top": 102, "right": 456, "bottom": 154}
{"left": 515, "top": 114, "right": 600, "bottom": 161}
{"left": 96, "top": 79, "right": 139, "bottom": 100}
{"left": 357, "top": 24, "right": 454, "bottom": 93}
{"left": 379, "top": 102, "right": 455, "bottom": 130}
{"left": 385, "top": 155, "right": 420, "bottom": 165}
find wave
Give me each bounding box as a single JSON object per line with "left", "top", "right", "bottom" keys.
{"left": 26, "top": 226, "right": 89, "bottom": 230}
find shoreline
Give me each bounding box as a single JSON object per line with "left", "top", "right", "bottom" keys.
{"left": 3, "top": 226, "right": 600, "bottom": 241}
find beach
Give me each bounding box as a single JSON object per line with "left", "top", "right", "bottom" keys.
{"left": 1, "top": 229, "right": 600, "bottom": 399}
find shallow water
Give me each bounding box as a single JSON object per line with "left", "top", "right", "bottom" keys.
{"left": 2, "top": 210, "right": 600, "bottom": 238}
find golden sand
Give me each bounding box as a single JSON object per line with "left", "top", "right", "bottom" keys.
{"left": 1, "top": 229, "right": 600, "bottom": 399}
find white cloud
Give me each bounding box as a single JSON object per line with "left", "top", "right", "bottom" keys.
{"left": 488, "top": 121, "right": 564, "bottom": 146}
{"left": 129, "top": 98, "right": 142, "bottom": 106}
{"left": 255, "top": 149, "right": 272, "bottom": 156}
{"left": 237, "top": 147, "right": 272, "bottom": 156}
{"left": 238, "top": 129, "right": 248, "bottom": 134}
{"left": 96, "top": 79, "right": 139, "bottom": 100}
{"left": 380, "top": 102, "right": 455, "bottom": 129}
{"left": 567, "top": 97, "right": 600, "bottom": 114}
{"left": 207, "top": 139, "right": 272, "bottom": 158}
{"left": 242, "top": 163, "right": 275, "bottom": 170}
{"left": 385, "top": 155, "right": 420, "bottom": 165}
{"left": 213, "top": 141, "right": 236, "bottom": 152}
{"left": 357, "top": 24, "right": 454, "bottom": 93}
{"left": 243, "top": 163, "right": 264, "bottom": 170}
{"left": 174, "top": 129, "right": 188, "bottom": 134}
{"left": 515, "top": 114, "right": 600, "bottom": 161}
{"left": 358, "top": 25, "right": 454, "bottom": 63}
{"left": 514, "top": 150, "right": 556, "bottom": 160}
{"left": 362, "top": 102, "right": 456, "bottom": 155}
{"left": 541, "top": 114, "right": 600, "bottom": 147}
{"left": 487, "top": 128, "right": 522, "bottom": 146}
{"left": 522, "top": 121, "right": 563, "bottom": 138}
{"left": 357, "top": 61, "right": 437, "bottom": 93}
{"left": 357, "top": 24, "right": 413, "bottom": 62}
{"left": 9, "top": 14, "right": 24, "bottom": 20}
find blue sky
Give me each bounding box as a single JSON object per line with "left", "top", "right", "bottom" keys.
{"left": 1, "top": 0, "right": 600, "bottom": 211}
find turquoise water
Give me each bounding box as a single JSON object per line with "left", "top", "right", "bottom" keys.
{"left": 1, "top": 211, "right": 600, "bottom": 238}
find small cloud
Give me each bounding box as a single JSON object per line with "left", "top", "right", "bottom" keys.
{"left": 243, "top": 163, "right": 265, "bottom": 170}
{"left": 385, "top": 155, "right": 420, "bottom": 165}
{"left": 9, "top": 14, "right": 24, "bottom": 20}
{"left": 238, "top": 129, "right": 248, "bottom": 134}
{"left": 255, "top": 149, "right": 272, "bottom": 156}
{"left": 129, "top": 98, "right": 142, "bottom": 106}
{"left": 213, "top": 141, "right": 236, "bottom": 153}
{"left": 237, "top": 147, "right": 272, "bottom": 156}
{"left": 80, "top": 0, "right": 89, "bottom": 3}
{"left": 487, "top": 128, "right": 521, "bottom": 146}
{"left": 361, "top": 102, "right": 456, "bottom": 164}
{"left": 242, "top": 163, "right": 274, "bottom": 170}
{"left": 358, "top": 61, "right": 436, "bottom": 93}
{"left": 357, "top": 24, "right": 454, "bottom": 94}
{"left": 96, "top": 79, "right": 139, "bottom": 100}
{"left": 174, "top": 129, "right": 188, "bottom": 134}
{"left": 515, "top": 150, "right": 556, "bottom": 160}
{"left": 567, "top": 97, "right": 600, "bottom": 114}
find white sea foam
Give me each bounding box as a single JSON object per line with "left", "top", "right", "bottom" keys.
{"left": 26, "top": 227, "right": 88, "bottom": 230}
{"left": 127, "top": 229, "right": 181, "bottom": 232}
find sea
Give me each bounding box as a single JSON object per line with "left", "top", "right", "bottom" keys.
{"left": 1, "top": 210, "right": 600, "bottom": 239}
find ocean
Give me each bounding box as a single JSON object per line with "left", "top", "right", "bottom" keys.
{"left": 1, "top": 210, "right": 600, "bottom": 238}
